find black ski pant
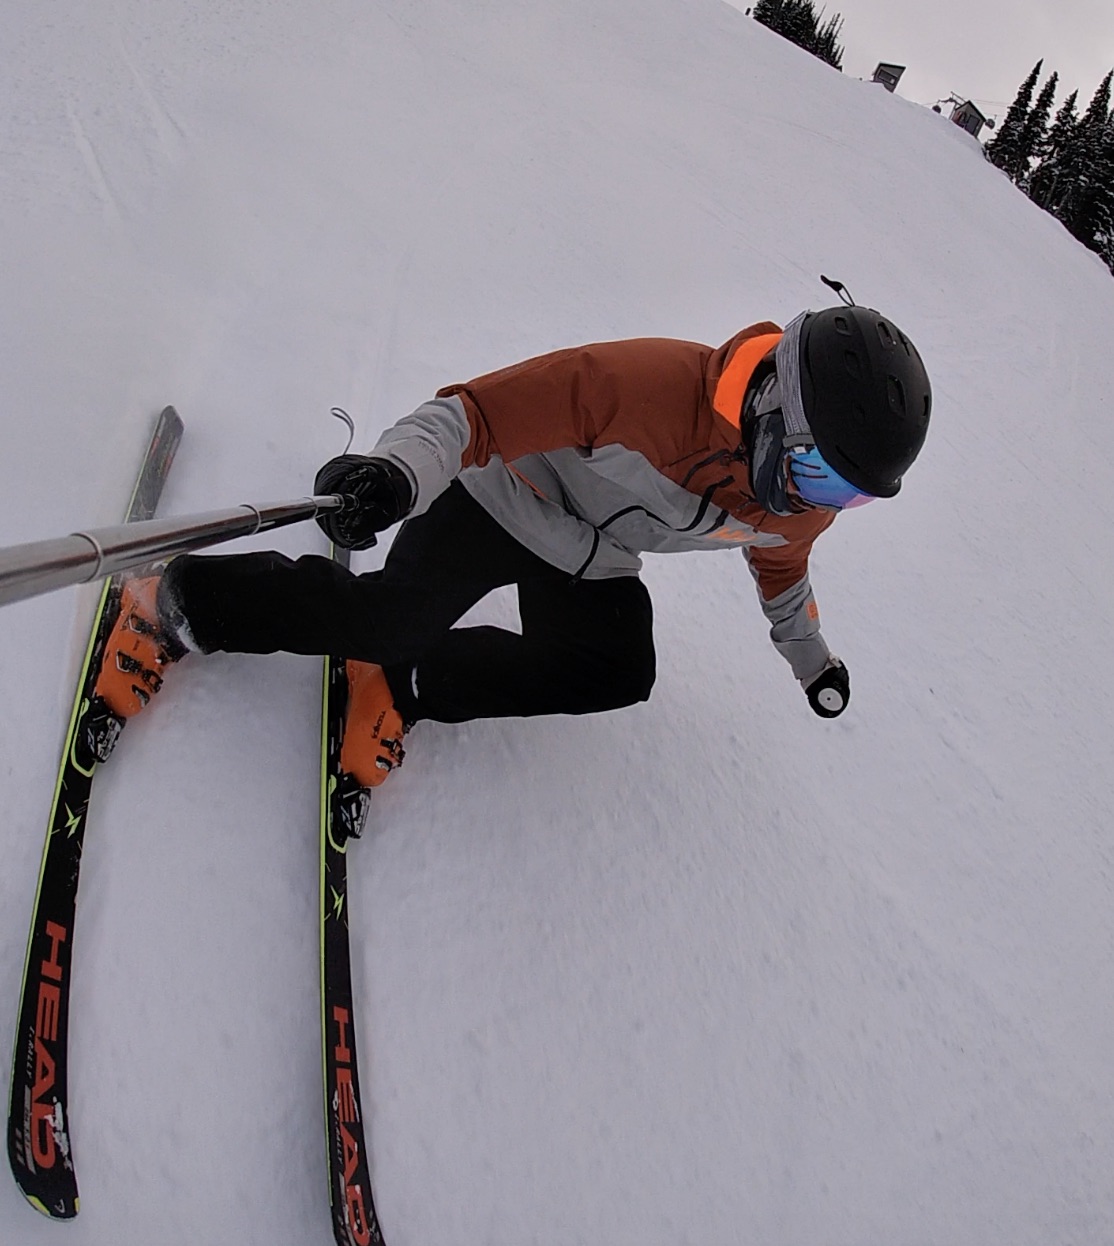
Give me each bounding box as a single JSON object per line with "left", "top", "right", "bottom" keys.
{"left": 170, "top": 482, "right": 656, "bottom": 724}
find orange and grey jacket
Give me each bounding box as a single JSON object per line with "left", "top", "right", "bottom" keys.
{"left": 369, "top": 324, "right": 836, "bottom": 681}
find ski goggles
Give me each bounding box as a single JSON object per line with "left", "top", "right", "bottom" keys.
{"left": 787, "top": 445, "right": 877, "bottom": 510}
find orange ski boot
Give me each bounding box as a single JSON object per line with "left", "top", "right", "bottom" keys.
{"left": 83, "top": 575, "right": 186, "bottom": 764}
{"left": 333, "top": 661, "right": 408, "bottom": 841}
{"left": 339, "top": 661, "right": 407, "bottom": 788}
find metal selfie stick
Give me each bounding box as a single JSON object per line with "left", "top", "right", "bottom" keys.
{"left": 0, "top": 494, "right": 347, "bottom": 608}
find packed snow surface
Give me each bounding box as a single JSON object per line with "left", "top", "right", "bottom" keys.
{"left": 2, "top": 2, "right": 1114, "bottom": 1243}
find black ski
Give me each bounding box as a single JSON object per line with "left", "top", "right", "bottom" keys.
{"left": 7, "top": 407, "right": 184, "bottom": 1220}
{"left": 320, "top": 544, "right": 385, "bottom": 1246}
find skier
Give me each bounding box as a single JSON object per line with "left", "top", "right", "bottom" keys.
{"left": 91, "top": 302, "right": 931, "bottom": 789}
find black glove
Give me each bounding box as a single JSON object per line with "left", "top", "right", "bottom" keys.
{"left": 802, "top": 659, "right": 850, "bottom": 719}
{"left": 314, "top": 454, "right": 414, "bottom": 551}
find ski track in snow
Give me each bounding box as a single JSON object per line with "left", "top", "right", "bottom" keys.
{"left": 63, "top": 100, "right": 124, "bottom": 225}
{"left": 2, "top": 0, "right": 1114, "bottom": 1243}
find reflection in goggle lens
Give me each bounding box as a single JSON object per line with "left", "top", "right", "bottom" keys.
{"left": 788, "top": 447, "right": 877, "bottom": 510}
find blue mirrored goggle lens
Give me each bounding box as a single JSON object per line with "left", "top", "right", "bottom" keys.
{"left": 788, "top": 446, "right": 876, "bottom": 510}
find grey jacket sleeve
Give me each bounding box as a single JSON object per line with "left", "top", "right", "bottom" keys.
{"left": 366, "top": 395, "right": 472, "bottom": 517}
{"left": 743, "top": 558, "right": 832, "bottom": 682}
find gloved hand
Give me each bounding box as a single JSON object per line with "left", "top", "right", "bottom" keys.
{"left": 801, "top": 658, "right": 850, "bottom": 718}
{"left": 314, "top": 454, "right": 414, "bottom": 550}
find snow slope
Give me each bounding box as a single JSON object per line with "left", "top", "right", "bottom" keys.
{"left": 2, "top": 2, "right": 1114, "bottom": 1243}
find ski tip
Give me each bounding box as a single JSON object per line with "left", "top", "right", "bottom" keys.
{"left": 19, "top": 1188, "right": 79, "bottom": 1221}
{"left": 10, "top": 1135, "right": 80, "bottom": 1221}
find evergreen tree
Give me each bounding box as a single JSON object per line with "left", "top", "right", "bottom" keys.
{"left": 1013, "top": 71, "right": 1058, "bottom": 186}
{"left": 754, "top": 0, "right": 810, "bottom": 47}
{"left": 753, "top": 0, "right": 844, "bottom": 70}
{"left": 1101, "top": 123, "right": 1114, "bottom": 273}
{"left": 1029, "top": 89, "right": 1079, "bottom": 209}
{"left": 811, "top": 12, "right": 844, "bottom": 69}
{"left": 1056, "top": 71, "right": 1113, "bottom": 246}
{"left": 1097, "top": 124, "right": 1114, "bottom": 273}
{"left": 986, "top": 60, "right": 1042, "bottom": 176}
{"left": 1065, "top": 116, "right": 1114, "bottom": 257}
{"left": 780, "top": 2, "right": 815, "bottom": 51}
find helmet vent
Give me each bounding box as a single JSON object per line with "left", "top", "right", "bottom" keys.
{"left": 876, "top": 320, "right": 896, "bottom": 349}
{"left": 887, "top": 376, "right": 906, "bottom": 415}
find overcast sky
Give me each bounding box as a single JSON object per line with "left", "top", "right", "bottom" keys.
{"left": 727, "top": 0, "right": 1114, "bottom": 121}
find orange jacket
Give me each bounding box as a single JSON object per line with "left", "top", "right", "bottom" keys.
{"left": 370, "top": 325, "right": 835, "bottom": 680}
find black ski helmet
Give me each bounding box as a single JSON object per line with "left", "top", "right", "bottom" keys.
{"left": 797, "top": 306, "right": 931, "bottom": 498}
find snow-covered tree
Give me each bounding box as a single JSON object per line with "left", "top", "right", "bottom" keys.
{"left": 812, "top": 12, "right": 844, "bottom": 69}
{"left": 1013, "top": 71, "right": 1059, "bottom": 186}
{"left": 752, "top": 0, "right": 844, "bottom": 70}
{"left": 985, "top": 60, "right": 1042, "bottom": 176}
{"left": 1029, "top": 88, "right": 1079, "bottom": 210}
{"left": 1055, "top": 71, "right": 1113, "bottom": 249}
{"left": 1095, "top": 122, "right": 1114, "bottom": 272}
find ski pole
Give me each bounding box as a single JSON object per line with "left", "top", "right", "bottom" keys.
{"left": 0, "top": 494, "right": 347, "bottom": 609}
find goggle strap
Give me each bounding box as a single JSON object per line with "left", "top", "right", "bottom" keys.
{"left": 774, "top": 313, "right": 812, "bottom": 441}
